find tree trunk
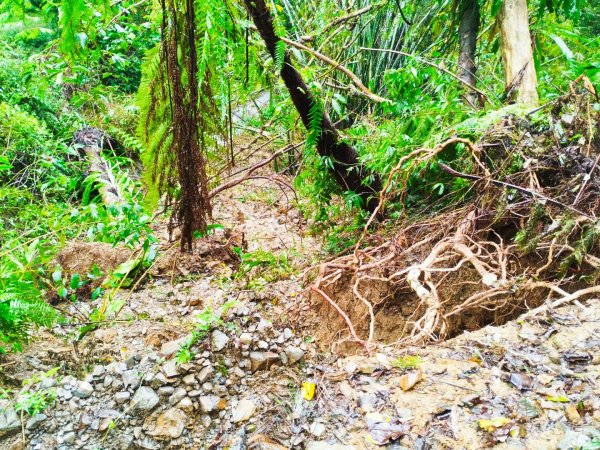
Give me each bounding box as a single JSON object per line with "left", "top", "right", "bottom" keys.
{"left": 498, "top": 0, "right": 539, "bottom": 106}
{"left": 243, "top": 0, "right": 382, "bottom": 212}
{"left": 457, "top": 0, "right": 481, "bottom": 108}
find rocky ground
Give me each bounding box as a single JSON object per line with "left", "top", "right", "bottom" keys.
{"left": 1, "top": 179, "right": 600, "bottom": 450}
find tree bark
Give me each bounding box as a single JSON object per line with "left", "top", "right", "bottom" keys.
{"left": 243, "top": 0, "right": 382, "bottom": 212}
{"left": 498, "top": 0, "right": 539, "bottom": 106}
{"left": 457, "top": 0, "right": 481, "bottom": 108}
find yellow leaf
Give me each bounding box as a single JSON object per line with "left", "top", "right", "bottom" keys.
{"left": 547, "top": 395, "right": 570, "bottom": 403}
{"left": 301, "top": 381, "right": 316, "bottom": 400}
{"left": 478, "top": 417, "right": 511, "bottom": 432}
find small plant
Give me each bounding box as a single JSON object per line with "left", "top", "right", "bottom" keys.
{"left": 392, "top": 355, "right": 422, "bottom": 371}
{"left": 14, "top": 367, "right": 59, "bottom": 416}
{"left": 233, "top": 248, "right": 296, "bottom": 288}
{"left": 176, "top": 301, "right": 237, "bottom": 364}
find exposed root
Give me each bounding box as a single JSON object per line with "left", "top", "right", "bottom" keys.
{"left": 307, "top": 86, "right": 600, "bottom": 351}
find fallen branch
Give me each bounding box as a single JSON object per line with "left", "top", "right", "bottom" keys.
{"left": 281, "top": 37, "right": 390, "bottom": 104}
{"left": 209, "top": 143, "right": 300, "bottom": 199}
{"left": 438, "top": 162, "right": 592, "bottom": 218}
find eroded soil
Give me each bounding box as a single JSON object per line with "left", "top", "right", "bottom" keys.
{"left": 1, "top": 176, "right": 599, "bottom": 450}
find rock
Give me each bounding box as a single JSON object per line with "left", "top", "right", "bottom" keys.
{"left": 257, "top": 319, "right": 272, "bottom": 332}
{"left": 183, "top": 374, "right": 196, "bottom": 386}
{"left": 284, "top": 346, "right": 304, "bottom": 365}
{"left": 130, "top": 387, "right": 160, "bottom": 415}
{"left": 25, "top": 413, "right": 47, "bottom": 431}
{"left": 308, "top": 422, "right": 327, "bottom": 437}
{"left": 199, "top": 395, "right": 219, "bottom": 413}
{"left": 61, "top": 431, "right": 77, "bottom": 444}
{"left": 249, "top": 352, "right": 280, "bottom": 372}
{"left": 197, "top": 366, "right": 213, "bottom": 383}
{"left": 39, "top": 377, "right": 56, "bottom": 389}
{"left": 232, "top": 398, "right": 257, "bottom": 423}
{"left": 138, "top": 436, "right": 160, "bottom": 449}
{"left": 74, "top": 381, "right": 94, "bottom": 398}
{"left": 212, "top": 330, "right": 230, "bottom": 352}
{"left": 561, "top": 114, "right": 575, "bottom": 127}
{"left": 398, "top": 370, "right": 423, "bottom": 391}
{"left": 8, "top": 439, "right": 25, "bottom": 450}
{"left": 124, "top": 357, "right": 136, "bottom": 369}
{"left": 169, "top": 388, "right": 187, "bottom": 406}
{"left": 158, "top": 386, "right": 175, "bottom": 397}
{"left": 0, "top": 406, "right": 20, "bottom": 438}
{"left": 358, "top": 393, "right": 377, "bottom": 413}
{"left": 239, "top": 333, "right": 253, "bottom": 345}
{"left": 107, "top": 362, "right": 127, "bottom": 375}
{"left": 283, "top": 328, "right": 293, "bottom": 340}
{"left": 104, "top": 375, "right": 114, "bottom": 388}
{"left": 115, "top": 392, "right": 131, "bottom": 404}
{"left": 117, "top": 433, "right": 134, "bottom": 449}
{"left": 162, "top": 360, "right": 179, "bottom": 378}
{"left": 153, "top": 372, "right": 170, "bottom": 387}
{"left": 305, "top": 441, "right": 356, "bottom": 450}
{"left": 257, "top": 340, "right": 269, "bottom": 350}
{"left": 149, "top": 408, "right": 186, "bottom": 439}
{"left": 123, "top": 370, "right": 143, "bottom": 389}
{"left": 176, "top": 397, "right": 193, "bottom": 412}
{"left": 558, "top": 430, "right": 591, "bottom": 450}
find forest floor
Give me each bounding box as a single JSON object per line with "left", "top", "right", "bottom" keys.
{"left": 1, "top": 165, "right": 600, "bottom": 450}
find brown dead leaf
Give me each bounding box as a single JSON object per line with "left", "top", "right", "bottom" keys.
{"left": 565, "top": 404, "right": 581, "bottom": 424}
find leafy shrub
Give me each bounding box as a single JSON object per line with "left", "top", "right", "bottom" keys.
{"left": 0, "top": 280, "right": 60, "bottom": 354}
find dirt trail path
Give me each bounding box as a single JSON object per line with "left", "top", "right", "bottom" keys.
{"left": 1, "top": 176, "right": 600, "bottom": 450}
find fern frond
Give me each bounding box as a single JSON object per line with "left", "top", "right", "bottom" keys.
{"left": 306, "top": 99, "right": 323, "bottom": 152}
{"left": 274, "top": 40, "right": 286, "bottom": 73}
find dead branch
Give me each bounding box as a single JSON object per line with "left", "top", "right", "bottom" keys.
{"left": 209, "top": 144, "right": 300, "bottom": 199}
{"left": 438, "top": 162, "right": 592, "bottom": 218}
{"left": 281, "top": 37, "right": 390, "bottom": 104}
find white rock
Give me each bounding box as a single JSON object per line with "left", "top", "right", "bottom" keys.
{"left": 162, "top": 360, "right": 179, "bottom": 378}
{"left": 115, "top": 392, "right": 131, "bottom": 404}
{"left": 212, "top": 330, "right": 230, "bottom": 352}
{"left": 122, "top": 370, "right": 142, "bottom": 389}
{"left": 285, "top": 346, "right": 305, "bottom": 365}
{"left": 74, "top": 381, "right": 94, "bottom": 398}
{"left": 182, "top": 374, "right": 196, "bottom": 386}
{"left": 197, "top": 366, "right": 213, "bottom": 383}
{"left": 239, "top": 333, "right": 253, "bottom": 345}
{"left": 130, "top": 387, "right": 159, "bottom": 415}
{"left": 160, "top": 337, "right": 187, "bottom": 357}
{"left": 176, "top": 397, "right": 193, "bottom": 412}
{"left": 169, "top": 387, "right": 187, "bottom": 406}
{"left": 199, "top": 395, "right": 219, "bottom": 413}
{"left": 0, "top": 406, "right": 20, "bottom": 437}
{"left": 232, "top": 398, "right": 256, "bottom": 423}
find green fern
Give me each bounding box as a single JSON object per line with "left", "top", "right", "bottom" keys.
{"left": 274, "top": 40, "right": 286, "bottom": 73}
{"left": 306, "top": 98, "right": 323, "bottom": 152}
{"left": 560, "top": 221, "right": 600, "bottom": 275}
{"left": 0, "top": 280, "right": 60, "bottom": 353}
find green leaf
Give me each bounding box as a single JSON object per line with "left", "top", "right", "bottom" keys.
{"left": 69, "top": 273, "right": 80, "bottom": 290}
{"left": 548, "top": 33, "right": 574, "bottom": 59}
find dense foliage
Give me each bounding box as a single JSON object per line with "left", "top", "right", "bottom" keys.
{"left": 0, "top": 0, "right": 598, "bottom": 352}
